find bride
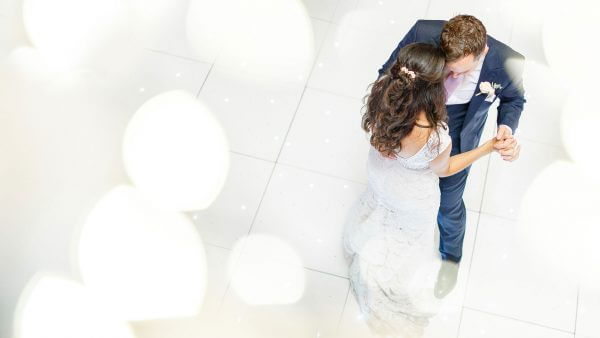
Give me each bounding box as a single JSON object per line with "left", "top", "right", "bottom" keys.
{"left": 343, "top": 43, "right": 500, "bottom": 337}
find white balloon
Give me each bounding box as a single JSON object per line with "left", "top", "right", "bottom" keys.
{"left": 518, "top": 161, "right": 600, "bottom": 282}
{"left": 22, "top": 0, "right": 131, "bottom": 71}
{"left": 542, "top": 1, "right": 600, "bottom": 86}
{"left": 78, "top": 185, "right": 207, "bottom": 320}
{"left": 560, "top": 86, "right": 600, "bottom": 181}
{"left": 186, "top": 0, "right": 314, "bottom": 84}
{"left": 14, "top": 275, "right": 135, "bottom": 338}
{"left": 123, "top": 90, "right": 230, "bottom": 211}
{"left": 229, "top": 234, "right": 305, "bottom": 305}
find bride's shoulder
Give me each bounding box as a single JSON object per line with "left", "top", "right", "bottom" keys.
{"left": 437, "top": 121, "right": 449, "bottom": 131}
{"left": 425, "top": 122, "right": 451, "bottom": 150}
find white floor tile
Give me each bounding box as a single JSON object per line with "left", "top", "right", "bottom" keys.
{"left": 191, "top": 153, "right": 274, "bottom": 249}
{"left": 219, "top": 268, "right": 349, "bottom": 338}
{"left": 197, "top": 65, "right": 305, "bottom": 161}
{"left": 333, "top": 0, "right": 429, "bottom": 34}
{"left": 459, "top": 308, "right": 575, "bottom": 338}
{"left": 250, "top": 164, "right": 365, "bottom": 277}
{"left": 576, "top": 280, "right": 600, "bottom": 338}
{"left": 279, "top": 88, "right": 370, "bottom": 183}
{"left": 197, "top": 19, "right": 328, "bottom": 162}
{"left": 481, "top": 139, "right": 567, "bottom": 220}
{"left": 307, "top": 22, "right": 402, "bottom": 99}
{"left": 104, "top": 49, "right": 212, "bottom": 113}
{"left": 465, "top": 213, "right": 578, "bottom": 332}
{"left": 130, "top": 0, "right": 202, "bottom": 62}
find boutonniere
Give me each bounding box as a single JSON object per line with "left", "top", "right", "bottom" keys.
{"left": 476, "top": 81, "right": 502, "bottom": 102}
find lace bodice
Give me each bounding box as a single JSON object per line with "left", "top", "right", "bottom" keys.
{"left": 373, "top": 122, "right": 452, "bottom": 170}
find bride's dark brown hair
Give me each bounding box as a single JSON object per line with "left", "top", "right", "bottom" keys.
{"left": 362, "top": 42, "right": 448, "bottom": 158}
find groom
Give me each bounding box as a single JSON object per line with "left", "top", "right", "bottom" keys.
{"left": 379, "top": 15, "right": 525, "bottom": 264}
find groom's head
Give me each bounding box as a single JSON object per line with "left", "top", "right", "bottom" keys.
{"left": 441, "top": 15, "right": 488, "bottom": 78}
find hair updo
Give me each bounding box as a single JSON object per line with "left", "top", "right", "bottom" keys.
{"left": 362, "top": 42, "right": 448, "bottom": 158}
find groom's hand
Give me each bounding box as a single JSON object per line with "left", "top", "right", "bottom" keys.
{"left": 493, "top": 125, "right": 521, "bottom": 162}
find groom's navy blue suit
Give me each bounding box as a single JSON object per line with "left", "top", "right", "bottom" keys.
{"left": 378, "top": 20, "right": 526, "bottom": 262}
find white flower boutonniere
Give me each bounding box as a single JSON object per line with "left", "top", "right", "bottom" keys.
{"left": 476, "top": 81, "right": 502, "bottom": 102}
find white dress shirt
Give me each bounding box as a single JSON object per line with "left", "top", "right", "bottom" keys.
{"left": 446, "top": 53, "right": 513, "bottom": 135}
{"left": 446, "top": 54, "right": 485, "bottom": 105}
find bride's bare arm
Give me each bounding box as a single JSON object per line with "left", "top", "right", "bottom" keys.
{"left": 430, "top": 138, "right": 497, "bottom": 178}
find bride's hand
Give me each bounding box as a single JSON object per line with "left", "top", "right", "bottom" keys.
{"left": 490, "top": 137, "right": 502, "bottom": 152}
{"left": 489, "top": 135, "right": 509, "bottom": 153}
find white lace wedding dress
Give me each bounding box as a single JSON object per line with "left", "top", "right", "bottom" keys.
{"left": 343, "top": 122, "right": 452, "bottom": 337}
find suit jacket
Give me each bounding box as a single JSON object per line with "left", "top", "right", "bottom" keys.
{"left": 378, "top": 20, "right": 526, "bottom": 153}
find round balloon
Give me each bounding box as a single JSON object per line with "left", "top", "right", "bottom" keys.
{"left": 123, "top": 90, "right": 230, "bottom": 211}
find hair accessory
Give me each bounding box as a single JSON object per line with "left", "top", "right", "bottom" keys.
{"left": 400, "top": 66, "right": 416, "bottom": 79}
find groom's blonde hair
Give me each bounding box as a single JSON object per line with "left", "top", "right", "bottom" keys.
{"left": 441, "top": 15, "right": 487, "bottom": 62}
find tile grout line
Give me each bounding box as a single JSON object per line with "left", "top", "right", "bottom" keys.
{"left": 336, "top": 284, "right": 352, "bottom": 331}
{"left": 455, "top": 210, "right": 483, "bottom": 338}
{"left": 306, "top": 84, "right": 365, "bottom": 102}
{"left": 228, "top": 149, "right": 274, "bottom": 163}
{"left": 476, "top": 151, "right": 493, "bottom": 213}
{"left": 195, "top": 62, "right": 215, "bottom": 98}
{"left": 214, "top": 18, "right": 334, "bottom": 312}
{"left": 143, "top": 47, "right": 211, "bottom": 64}
{"left": 304, "top": 266, "right": 349, "bottom": 280}
{"left": 204, "top": 242, "right": 232, "bottom": 251}
{"left": 306, "top": 4, "right": 356, "bottom": 333}
{"left": 202, "top": 241, "right": 348, "bottom": 280}
{"left": 462, "top": 305, "right": 577, "bottom": 335}
{"left": 277, "top": 161, "right": 367, "bottom": 186}
{"left": 455, "top": 140, "right": 494, "bottom": 337}
{"left": 232, "top": 149, "right": 484, "bottom": 211}
{"left": 273, "top": 15, "right": 334, "bottom": 164}
{"left": 214, "top": 160, "right": 278, "bottom": 313}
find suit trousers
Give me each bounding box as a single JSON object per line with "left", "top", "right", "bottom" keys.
{"left": 437, "top": 102, "right": 473, "bottom": 263}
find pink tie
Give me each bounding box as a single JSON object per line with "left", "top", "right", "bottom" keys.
{"left": 444, "top": 74, "right": 464, "bottom": 98}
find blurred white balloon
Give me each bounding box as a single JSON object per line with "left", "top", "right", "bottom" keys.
{"left": 22, "top": 0, "right": 131, "bottom": 71}
{"left": 518, "top": 161, "right": 600, "bottom": 283}
{"left": 542, "top": 1, "right": 600, "bottom": 86}
{"left": 513, "top": 60, "right": 568, "bottom": 145}
{"left": 560, "top": 86, "right": 600, "bottom": 181}
{"left": 14, "top": 275, "right": 135, "bottom": 338}
{"left": 229, "top": 234, "right": 305, "bottom": 305}
{"left": 78, "top": 185, "right": 207, "bottom": 320}
{"left": 186, "top": 0, "right": 314, "bottom": 83}
{"left": 122, "top": 90, "right": 229, "bottom": 211}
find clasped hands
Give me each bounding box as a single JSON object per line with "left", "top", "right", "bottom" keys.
{"left": 492, "top": 125, "right": 520, "bottom": 162}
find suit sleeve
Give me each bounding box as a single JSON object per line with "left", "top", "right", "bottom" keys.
{"left": 496, "top": 58, "right": 526, "bottom": 133}
{"left": 377, "top": 21, "right": 419, "bottom": 79}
